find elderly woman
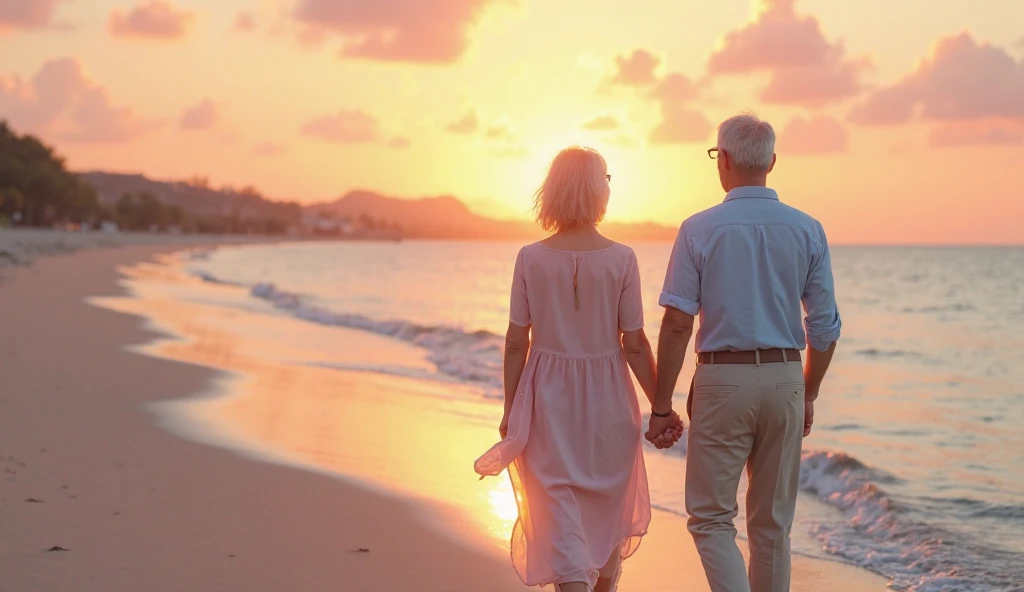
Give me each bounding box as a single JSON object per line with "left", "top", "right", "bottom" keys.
{"left": 475, "top": 147, "right": 682, "bottom": 592}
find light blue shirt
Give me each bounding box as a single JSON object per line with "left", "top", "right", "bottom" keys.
{"left": 659, "top": 186, "right": 841, "bottom": 352}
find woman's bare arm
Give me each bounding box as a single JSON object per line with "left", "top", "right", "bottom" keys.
{"left": 621, "top": 328, "right": 657, "bottom": 406}
{"left": 503, "top": 322, "right": 531, "bottom": 415}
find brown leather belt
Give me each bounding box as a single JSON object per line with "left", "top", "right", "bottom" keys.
{"left": 697, "top": 348, "right": 801, "bottom": 365}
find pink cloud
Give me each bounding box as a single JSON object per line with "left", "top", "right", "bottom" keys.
{"left": 602, "top": 49, "right": 706, "bottom": 142}
{"left": 709, "top": 0, "right": 828, "bottom": 72}
{"left": 252, "top": 142, "right": 287, "bottom": 156}
{"left": 650, "top": 73, "right": 700, "bottom": 103}
{"left": 301, "top": 109, "right": 381, "bottom": 143}
{"left": 0, "top": 59, "right": 77, "bottom": 129}
{"left": 846, "top": 86, "right": 913, "bottom": 125}
{"left": 291, "top": 0, "right": 507, "bottom": 64}
{"left": 605, "top": 49, "right": 701, "bottom": 104}
{"left": 761, "top": 58, "right": 869, "bottom": 106}
{"left": 389, "top": 136, "right": 411, "bottom": 149}
{"left": 928, "top": 121, "right": 1024, "bottom": 147}
{"left": 707, "top": 0, "right": 868, "bottom": 106}
{"left": 649, "top": 105, "right": 713, "bottom": 144}
{"left": 108, "top": 1, "right": 194, "bottom": 40}
{"left": 780, "top": 115, "right": 848, "bottom": 154}
{"left": 610, "top": 49, "right": 660, "bottom": 86}
{"left": 446, "top": 108, "right": 478, "bottom": 134}
{"left": 642, "top": 71, "right": 708, "bottom": 144}
{"left": 0, "top": 57, "right": 155, "bottom": 143}
{"left": 65, "top": 87, "right": 156, "bottom": 142}
{"left": 0, "top": 0, "right": 67, "bottom": 31}
{"left": 581, "top": 115, "right": 620, "bottom": 131}
{"left": 850, "top": 34, "right": 1024, "bottom": 125}
{"left": 234, "top": 11, "right": 256, "bottom": 32}
{"left": 179, "top": 99, "right": 219, "bottom": 131}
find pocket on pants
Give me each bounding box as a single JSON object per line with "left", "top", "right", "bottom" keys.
{"left": 694, "top": 384, "right": 740, "bottom": 397}
{"left": 775, "top": 381, "right": 806, "bottom": 395}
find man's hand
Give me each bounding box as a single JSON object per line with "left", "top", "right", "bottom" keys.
{"left": 803, "top": 399, "right": 814, "bottom": 437}
{"left": 646, "top": 411, "right": 685, "bottom": 449}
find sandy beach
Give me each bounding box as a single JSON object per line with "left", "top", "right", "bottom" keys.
{"left": 0, "top": 228, "right": 272, "bottom": 281}
{"left": 0, "top": 237, "right": 889, "bottom": 591}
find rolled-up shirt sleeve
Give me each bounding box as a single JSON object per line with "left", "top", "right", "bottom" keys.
{"left": 802, "top": 227, "right": 842, "bottom": 351}
{"left": 659, "top": 223, "right": 701, "bottom": 315}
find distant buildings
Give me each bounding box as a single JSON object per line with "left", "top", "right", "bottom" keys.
{"left": 299, "top": 212, "right": 401, "bottom": 241}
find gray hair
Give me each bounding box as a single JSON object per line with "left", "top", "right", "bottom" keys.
{"left": 717, "top": 113, "right": 775, "bottom": 171}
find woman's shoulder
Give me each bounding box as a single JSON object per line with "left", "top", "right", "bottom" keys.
{"left": 517, "top": 241, "right": 544, "bottom": 259}
{"left": 513, "top": 242, "right": 545, "bottom": 268}
{"left": 604, "top": 241, "right": 637, "bottom": 261}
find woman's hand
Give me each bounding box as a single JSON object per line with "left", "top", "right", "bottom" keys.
{"left": 499, "top": 411, "right": 510, "bottom": 439}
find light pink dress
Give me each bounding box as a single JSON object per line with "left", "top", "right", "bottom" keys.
{"left": 475, "top": 242, "right": 651, "bottom": 589}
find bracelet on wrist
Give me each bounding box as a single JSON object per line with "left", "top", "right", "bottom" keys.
{"left": 652, "top": 408, "right": 673, "bottom": 418}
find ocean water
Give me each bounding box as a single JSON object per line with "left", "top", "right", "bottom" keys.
{"left": 184, "top": 241, "right": 1024, "bottom": 592}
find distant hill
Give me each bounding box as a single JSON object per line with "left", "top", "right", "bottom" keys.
{"left": 79, "top": 171, "right": 301, "bottom": 222}
{"left": 307, "top": 190, "right": 678, "bottom": 242}
{"left": 464, "top": 198, "right": 530, "bottom": 221}
{"left": 306, "top": 191, "right": 539, "bottom": 240}
{"left": 76, "top": 172, "right": 678, "bottom": 241}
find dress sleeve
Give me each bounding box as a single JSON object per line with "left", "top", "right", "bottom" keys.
{"left": 509, "top": 248, "right": 531, "bottom": 327}
{"left": 618, "top": 250, "right": 645, "bottom": 332}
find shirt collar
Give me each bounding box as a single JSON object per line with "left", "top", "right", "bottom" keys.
{"left": 723, "top": 186, "right": 779, "bottom": 202}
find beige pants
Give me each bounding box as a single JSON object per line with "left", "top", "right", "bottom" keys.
{"left": 685, "top": 360, "right": 805, "bottom": 592}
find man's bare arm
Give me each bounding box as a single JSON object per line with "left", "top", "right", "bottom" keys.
{"left": 654, "top": 307, "right": 695, "bottom": 414}
{"left": 804, "top": 341, "right": 836, "bottom": 401}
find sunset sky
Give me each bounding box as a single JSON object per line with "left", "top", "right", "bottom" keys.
{"left": 2, "top": 0, "right": 1023, "bottom": 244}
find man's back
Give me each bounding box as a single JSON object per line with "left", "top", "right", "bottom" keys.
{"left": 660, "top": 186, "right": 840, "bottom": 354}
{"left": 651, "top": 113, "right": 842, "bottom": 592}
{"left": 658, "top": 185, "right": 841, "bottom": 592}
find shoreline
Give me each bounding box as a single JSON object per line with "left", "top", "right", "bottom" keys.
{"left": 0, "top": 228, "right": 279, "bottom": 279}
{"left": 0, "top": 241, "right": 891, "bottom": 591}
{"left": 0, "top": 244, "right": 525, "bottom": 591}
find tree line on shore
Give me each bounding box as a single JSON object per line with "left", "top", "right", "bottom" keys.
{"left": 0, "top": 120, "right": 395, "bottom": 237}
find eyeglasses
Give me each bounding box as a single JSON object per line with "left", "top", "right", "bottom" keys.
{"left": 707, "top": 147, "right": 719, "bottom": 159}
{"left": 606, "top": 174, "right": 611, "bottom": 182}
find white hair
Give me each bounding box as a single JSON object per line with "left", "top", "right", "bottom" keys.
{"left": 717, "top": 113, "right": 775, "bottom": 171}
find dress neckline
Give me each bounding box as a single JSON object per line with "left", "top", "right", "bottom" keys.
{"left": 535, "top": 242, "right": 618, "bottom": 254}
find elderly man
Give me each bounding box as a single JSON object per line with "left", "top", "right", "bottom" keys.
{"left": 646, "top": 113, "right": 842, "bottom": 592}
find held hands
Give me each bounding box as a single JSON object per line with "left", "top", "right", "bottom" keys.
{"left": 500, "top": 409, "right": 685, "bottom": 448}
{"left": 645, "top": 411, "right": 685, "bottom": 449}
